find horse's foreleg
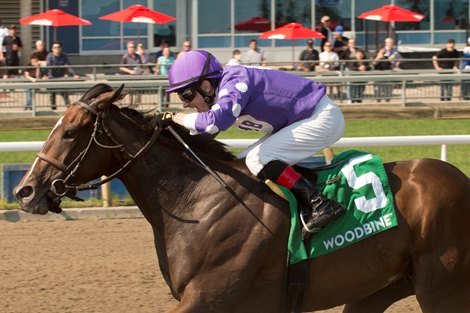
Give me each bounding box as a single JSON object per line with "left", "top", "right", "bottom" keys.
{"left": 343, "top": 279, "right": 415, "bottom": 313}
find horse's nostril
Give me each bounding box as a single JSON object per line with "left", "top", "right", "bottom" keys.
{"left": 17, "top": 186, "right": 34, "bottom": 199}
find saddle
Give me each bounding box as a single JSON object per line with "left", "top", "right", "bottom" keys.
{"left": 266, "top": 150, "right": 398, "bottom": 313}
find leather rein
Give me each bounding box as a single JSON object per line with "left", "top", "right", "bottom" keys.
{"left": 36, "top": 100, "right": 162, "bottom": 201}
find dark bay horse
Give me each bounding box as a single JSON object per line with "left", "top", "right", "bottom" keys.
{"left": 14, "top": 84, "right": 470, "bottom": 313}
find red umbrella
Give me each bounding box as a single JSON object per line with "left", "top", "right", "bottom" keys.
{"left": 99, "top": 4, "right": 175, "bottom": 42}
{"left": 358, "top": 5, "right": 425, "bottom": 49}
{"left": 99, "top": 4, "right": 175, "bottom": 24}
{"left": 259, "top": 23, "right": 324, "bottom": 64}
{"left": 357, "top": 4, "right": 425, "bottom": 22}
{"left": 259, "top": 22, "right": 324, "bottom": 40}
{"left": 235, "top": 16, "right": 282, "bottom": 32}
{"left": 19, "top": 9, "right": 92, "bottom": 41}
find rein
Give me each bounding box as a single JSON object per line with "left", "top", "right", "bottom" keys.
{"left": 37, "top": 100, "right": 162, "bottom": 199}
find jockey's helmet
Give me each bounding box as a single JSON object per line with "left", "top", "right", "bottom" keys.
{"left": 166, "top": 50, "right": 223, "bottom": 93}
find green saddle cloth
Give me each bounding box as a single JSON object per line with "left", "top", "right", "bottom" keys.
{"left": 283, "top": 150, "right": 397, "bottom": 265}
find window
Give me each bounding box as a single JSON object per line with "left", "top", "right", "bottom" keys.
{"left": 434, "top": 0, "right": 469, "bottom": 31}
{"left": 152, "top": 0, "right": 176, "bottom": 47}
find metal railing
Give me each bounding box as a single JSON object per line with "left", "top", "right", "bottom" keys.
{"left": 1, "top": 62, "right": 470, "bottom": 115}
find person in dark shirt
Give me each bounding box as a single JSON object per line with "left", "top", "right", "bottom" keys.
{"left": 32, "top": 40, "right": 48, "bottom": 66}
{"left": 333, "top": 25, "right": 349, "bottom": 56}
{"left": 432, "top": 38, "right": 460, "bottom": 101}
{"left": 0, "top": 25, "right": 22, "bottom": 78}
{"left": 23, "top": 54, "right": 46, "bottom": 111}
{"left": 298, "top": 39, "right": 319, "bottom": 72}
{"left": 46, "top": 41, "right": 79, "bottom": 110}
{"left": 119, "top": 41, "right": 144, "bottom": 75}
{"left": 319, "top": 16, "right": 334, "bottom": 52}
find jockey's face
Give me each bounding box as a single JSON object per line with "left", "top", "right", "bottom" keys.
{"left": 181, "top": 80, "right": 212, "bottom": 112}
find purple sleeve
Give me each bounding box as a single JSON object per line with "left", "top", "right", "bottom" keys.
{"left": 193, "top": 68, "right": 251, "bottom": 135}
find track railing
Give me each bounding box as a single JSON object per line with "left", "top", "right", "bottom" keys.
{"left": 2, "top": 135, "right": 470, "bottom": 161}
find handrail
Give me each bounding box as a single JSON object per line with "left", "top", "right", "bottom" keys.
{"left": 2, "top": 135, "right": 470, "bottom": 161}
{"left": 1, "top": 57, "right": 469, "bottom": 81}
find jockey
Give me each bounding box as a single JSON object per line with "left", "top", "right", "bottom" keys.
{"left": 159, "top": 49, "right": 345, "bottom": 233}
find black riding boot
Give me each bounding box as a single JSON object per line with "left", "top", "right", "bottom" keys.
{"left": 259, "top": 160, "right": 345, "bottom": 233}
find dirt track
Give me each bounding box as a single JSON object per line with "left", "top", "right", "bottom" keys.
{"left": 0, "top": 218, "right": 421, "bottom": 313}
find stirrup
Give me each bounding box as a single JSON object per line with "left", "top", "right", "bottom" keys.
{"left": 299, "top": 209, "right": 321, "bottom": 234}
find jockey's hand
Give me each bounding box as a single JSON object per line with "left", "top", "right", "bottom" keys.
{"left": 153, "top": 112, "right": 174, "bottom": 129}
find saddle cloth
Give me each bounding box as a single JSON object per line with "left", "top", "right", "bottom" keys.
{"left": 272, "top": 150, "right": 398, "bottom": 265}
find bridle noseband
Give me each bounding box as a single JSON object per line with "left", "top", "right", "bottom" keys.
{"left": 36, "top": 100, "right": 162, "bottom": 201}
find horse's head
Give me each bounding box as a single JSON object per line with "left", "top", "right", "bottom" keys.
{"left": 14, "top": 84, "right": 127, "bottom": 214}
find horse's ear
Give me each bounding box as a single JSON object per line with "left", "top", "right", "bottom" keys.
{"left": 93, "top": 84, "right": 126, "bottom": 111}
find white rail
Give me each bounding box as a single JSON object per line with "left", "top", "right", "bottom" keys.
{"left": 1, "top": 135, "right": 470, "bottom": 161}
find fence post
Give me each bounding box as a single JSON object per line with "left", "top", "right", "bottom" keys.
{"left": 101, "top": 176, "right": 112, "bottom": 208}
{"left": 401, "top": 80, "right": 406, "bottom": 107}
{"left": 31, "top": 88, "right": 36, "bottom": 117}
{"left": 440, "top": 144, "right": 447, "bottom": 162}
{"left": 323, "top": 147, "right": 335, "bottom": 164}
{"left": 158, "top": 85, "right": 163, "bottom": 111}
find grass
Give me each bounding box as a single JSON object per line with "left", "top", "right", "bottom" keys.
{"left": 1, "top": 119, "right": 469, "bottom": 209}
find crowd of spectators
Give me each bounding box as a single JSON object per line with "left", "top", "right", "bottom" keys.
{"left": 1, "top": 17, "right": 470, "bottom": 109}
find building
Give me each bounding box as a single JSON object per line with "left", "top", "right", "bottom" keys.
{"left": 7, "top": 0, "right": 470, "bottom": 65}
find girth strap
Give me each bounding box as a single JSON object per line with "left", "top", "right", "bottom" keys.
{"left": 286, "top": 259, "right": 310, "bottom": 313}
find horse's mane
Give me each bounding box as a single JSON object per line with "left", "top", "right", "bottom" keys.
{"left": 82, "top": 84, "right": 237, "bottom": 162}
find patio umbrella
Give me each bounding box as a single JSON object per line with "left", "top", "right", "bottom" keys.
{"left": 259, "top": 22, "right": 324, "bottom": 64}
{"left": 358, "top": 4, "right": 425, "bottom": 48}
{"left": 235, "top": 16, "right": 271, "bottom": 32}
{"left": 99, "top": 4, "right": 175, "bottom": 41}
{"left": 19, "top": 9, "right": 92, "bottom": 41}
{"left": 357, "top": 4, "right": 425, "bottom": 22}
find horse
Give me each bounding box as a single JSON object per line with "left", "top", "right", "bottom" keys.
{"left": 14, "top": 84, "right": 470, "bottom": 313}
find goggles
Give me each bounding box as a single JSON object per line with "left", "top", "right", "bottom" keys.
{"left": 177, "top": 83, "right": 200, "bottom": 102}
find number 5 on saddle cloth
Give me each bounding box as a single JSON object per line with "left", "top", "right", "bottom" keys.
{"left": 266, "top": 150, "right": 398, "bottom": 265}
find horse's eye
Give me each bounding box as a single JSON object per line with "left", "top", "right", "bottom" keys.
{"left": 63, "top": 130, "right": 76, "bottom": 139}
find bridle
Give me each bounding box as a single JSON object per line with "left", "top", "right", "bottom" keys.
{"left": 36, "top": 100, "right": 162, "bottom": 201}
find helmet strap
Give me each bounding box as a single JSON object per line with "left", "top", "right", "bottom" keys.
{"left": 197, "top": 79, "right": 218, "bottom": 107}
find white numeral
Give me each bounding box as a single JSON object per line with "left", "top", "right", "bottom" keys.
{"left": 340, "top": 154, "right": 388, "bottom": 213}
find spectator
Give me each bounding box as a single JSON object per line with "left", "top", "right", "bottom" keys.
{"left": 119, "top": 41, "right": 144, "bottom": 75}
{"left": 176, "top": 40, "right": 191, "bottom": 59}
{"left": 347, "top": 49, "right": 371, "bottom": 103}
{"left": 227, "top": 49, "right": 242, "bottom": 65}
{"left": 319, "top": 42, "right": 341, "bottom": 99}
{"left": 319, "top": 16, "right": 334, "bottom": 52}
{"left": 0, "top": 25, "right": 23, "bottom": 78}
{"left": 341, "top": 38, "right": 359, "bottom": 69}
{"left": 46, "top": 41, "right": 79, "bottom": 110}
{"left": 461, "top": 37, "right": 470, "bottom": 100}
{"left": 244, "top": 39, "right": 266, "bottom": 66}
{"left": 297, "top": 39, "right": 319, "bottom": 72}
{"left": 136, "top": 43, "right": 151, "bottom": 74}
{"left": 372, "top": 37, "right": 402, "bottom": 102}
{"left": 432, "top": 38, "right": 460, "bottom": 101}
{"left": 373, "top": 37, "right": 401, "bottom": 70}
{"left": 23, "top": 54, "right": 46, "bottom": 111}
{"left": 0, "top": 20, "right": 9, "bottom": 77}
{"left": 318, "top": 42, "right": 339, "bottom": 71}
{"left": 32, "top": 40, "right": 48, "bottom": 67}
{"left": 154, "top": 39, "right": 174, "bottom": 61}
{"left": 155, "top": 46, "right": 175, "bottom": 107}
{"left": 155, "top": 47, "right": 174, "bottom": 75}
{"left": 333, "top": 25, "right": 349, "bottom": 56}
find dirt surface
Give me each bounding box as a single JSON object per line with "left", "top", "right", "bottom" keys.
{"left": 0, "top": 218, "right": 422, "bottom": 313}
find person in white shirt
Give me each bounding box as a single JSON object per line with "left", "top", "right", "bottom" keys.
{"left": 227, "top": 49, "right": 241, "bottom": 65}
{"left": 319, "top": 42, "right": 339, "bottom": 71}
{"left": 244, "top": 39, "right": 266, "bottom": 66}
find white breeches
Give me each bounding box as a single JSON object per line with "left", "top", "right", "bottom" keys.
{"left": 239, "top": 95, "right": 345, "bottom": 176}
